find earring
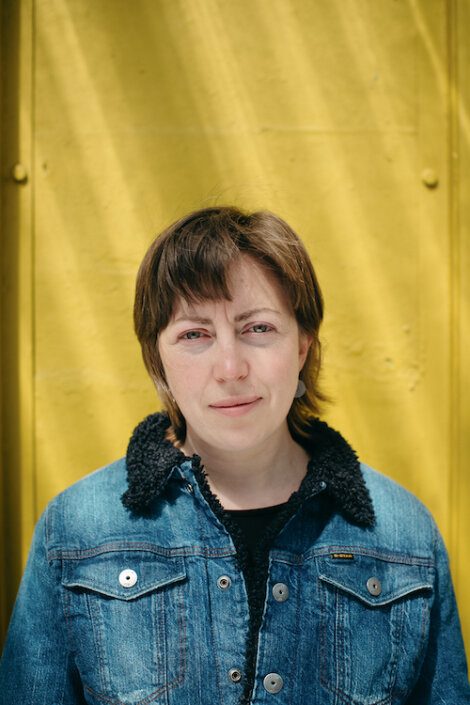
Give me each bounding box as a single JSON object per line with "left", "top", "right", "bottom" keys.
{"left": 294, "top": 379, "right": 306, "bottom": 398}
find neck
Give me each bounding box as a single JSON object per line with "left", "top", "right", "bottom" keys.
{"left": 181, "top": 422, "right": 310, "bottom": 510}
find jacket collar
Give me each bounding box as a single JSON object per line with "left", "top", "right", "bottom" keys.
{"left": 121, "top": 412, "right": 375, "bottom": 527}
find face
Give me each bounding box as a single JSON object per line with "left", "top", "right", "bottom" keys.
{"left": 157, "top": 257, "right": 311, "bottom": 455}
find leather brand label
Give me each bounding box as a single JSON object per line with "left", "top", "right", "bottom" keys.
{"left": 330, "top": 552, "right": 354, "bottom": 560}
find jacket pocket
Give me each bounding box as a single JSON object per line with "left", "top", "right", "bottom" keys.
{"left": 317, "top": 552, "right": 433, "bottom": 705}
{"left": 62, "top": 548, "right": 187, "bottom": 705}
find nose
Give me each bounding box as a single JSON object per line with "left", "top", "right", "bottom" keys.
{"left": 213, "top": 339, "right": 248, "bottom": 383}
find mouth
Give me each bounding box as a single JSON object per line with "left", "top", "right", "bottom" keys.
{"left": 210, "top": 396, "right": 261, "bottom": 408}
{"left": 209, "top": 396, "right": 262, "bottom": 416}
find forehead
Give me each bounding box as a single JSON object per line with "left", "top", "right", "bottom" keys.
{"left": 172, "top": 257, "right": 291, "bottom": 318}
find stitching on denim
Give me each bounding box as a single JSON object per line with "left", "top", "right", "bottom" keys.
{"left": 195, "top": 484, "right": 226, "bottom": 698}
{"left": 62, "top": 572, "right": 186, "bottom": 598}
{"left": 154, "top": 589, "right": 166, "bottom": 688}
{"left": 387, "top": 599, "right": 404, "bottom": 697}
{"left": 52, "top": 542, "right": 435, "bottom": 566}
{"left": 319, "top": 581, "right": 331, "bottom": 696}
{"left": 153, "top": 581, "right": 188, "bottom": 700}
{"left": 293, "top": 562, "right": 303, "bottom": 700}
{"left": 175, "top": 582, "right": 187, "bottom": 692}
{"left": 273, "top": 545, "right": 435, "bottom": 567}
{"left": 409, "top": 591, "right": 433, "bottom": 692}
{"left": 318, "top": 576, "right": 433, "bottom": 607}
{"left": 205, "top": 559, "right": 225, "bottom": 697}
{"left": 313, "top": 546, "right": 435, "bottom": 566}
{"left": 342, "top": 589, "right": 352, "bottom": 694}
{"left": 419, "top": 591, "right": 432, "bottom": 646}
{"left": 87, "top": 592, "right": 112, "bottom": 694}
{"left": 335, "top": 588, "right": 342, "bottom": 695}
{"left": 83, "top": 681, "right": 172, "bottom": 705}
{"left": 321, "top": 681, "right": 393, "bottom": 705}
{"left": 61, "top": 581, "right": 77, "bottom": 677}
{"left": 48, "top": 543, "right": 237, "bottom": 561}
{"left": 322, "top": 668, "right": 394, "bottom": 705}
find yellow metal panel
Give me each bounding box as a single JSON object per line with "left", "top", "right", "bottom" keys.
{"left": 0, "top": 0, "right": 35, "bottom": 641}
{"left": 1, "top": 0, "right": 468, "bottom": 657}
{"left": 450, "top": 0, "right": 470, "bottom": 657}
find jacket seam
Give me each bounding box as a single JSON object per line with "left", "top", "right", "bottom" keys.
{"left": 48, "top": 544, "right": 237, "bottom": 561}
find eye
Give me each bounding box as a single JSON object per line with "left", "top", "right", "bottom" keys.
{"left": 246, "top": 323, "right": 273, "bottom": 334}
{"left": 180, "top": 330, "right": 207, "bottom": 340}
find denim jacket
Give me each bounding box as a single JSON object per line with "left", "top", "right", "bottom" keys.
{"left": 1, "top": 413, "right": 469, "bottom": 704}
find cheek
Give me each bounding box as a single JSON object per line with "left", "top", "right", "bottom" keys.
{"left": 158, "top": 343, "right": 180, "bottom": 386}
{"left": 162, "top": 359, "right": 190, "bottom": 390}
{"left": 261, "top": 343, "right": 302, "bottom": 391}
{"left": 158, "top": 347, "right": 207, "bottom": 396}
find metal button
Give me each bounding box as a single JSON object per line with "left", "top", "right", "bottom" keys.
{"left": 319, "top": 480, "right": 327, "bottom": 490}
{"left": 119, "top": 569, "right": 138, "bottom": 588}
{"left": 228, "top": 668, "right": 242, "bottom": 683}
{"left": 263, "top": 672, "right": 284, "bottom": 693}
{"left": 272, "top": 583, "right": 289, "bottom": 602}
{"left": 217, "top": 575, "right": 232, "bottom": 590}
{"left": 185, "top": 482, "right": 194, "bottom": 493}
{"left": 366, "top": 576, "right": 382, "bottom": 596}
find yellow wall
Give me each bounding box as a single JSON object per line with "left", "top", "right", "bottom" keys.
{"left": 1, "top": 0, "right": 469, "bottom": 658}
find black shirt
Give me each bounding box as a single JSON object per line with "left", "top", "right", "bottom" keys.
{"left": 226, "top": 501, "right": 290, "bottom": 564}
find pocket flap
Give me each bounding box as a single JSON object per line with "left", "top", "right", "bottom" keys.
{"left": 318, "top": 552, "right": 433, "bottom": 607}
{"left": 62, "top": 550, "right": 186, "bottom": 600}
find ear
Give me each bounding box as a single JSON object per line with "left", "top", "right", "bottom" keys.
{"left": 298, "top": 332, "right": 313, "bottom": 371}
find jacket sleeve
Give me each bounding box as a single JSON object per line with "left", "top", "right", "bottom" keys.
{"left": 408, "top": 522, "right": 470, "bottom": 703}
{"left": 0, "top": 508, "right": 86, "bottom": 704}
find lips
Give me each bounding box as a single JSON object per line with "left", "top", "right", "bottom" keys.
{"left": 209, "top": 396, "right": 262, "bottom": 417}
{"left": 210, "top": 396, "right": 261, "bottom": 408}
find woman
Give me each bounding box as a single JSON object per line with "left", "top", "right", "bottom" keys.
{"left": 1, "top": 206, "right": 469, "bottom": 704}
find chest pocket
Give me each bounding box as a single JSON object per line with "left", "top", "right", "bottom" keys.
{"left": 62, "top": 549, "right": 187, "bottom": 705}
{"left": 317, "top": 552, "right": 434, "bottom": 705}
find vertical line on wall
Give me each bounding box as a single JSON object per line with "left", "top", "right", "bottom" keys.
{"left": 0, "top": 0, "right": 35, "bottom": 645}
{"left": 446, "top": 0, "right": 460, "bottom": 585}
{"left": 31, "top": 0, "right": 37, "bottom": 522}
{"left": 17, "top": 0, "right": 35, "bottom": 568}
{"left": 0, "top": 0, "right": 5, "bottom": 644}
{"left": 448, "top": 0, "right": 470, "bottom": 656}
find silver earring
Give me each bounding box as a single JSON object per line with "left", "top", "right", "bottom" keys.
{"left": 294, "top": 379, "right": 306, "bottom": 398}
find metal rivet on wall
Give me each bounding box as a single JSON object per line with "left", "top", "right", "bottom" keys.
{"left": 421, "top": 168, "right": 439, "bottom": 189}
{"left": 11, "top": 163, "right": 28, "bottom": 184}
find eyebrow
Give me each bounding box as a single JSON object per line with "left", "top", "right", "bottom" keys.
{"left": 173, "top": 307, "right": 282, "bottom": 324}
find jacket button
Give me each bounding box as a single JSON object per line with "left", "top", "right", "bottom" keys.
{"left": 217, "top": 575, "right": 232, "bottom": 590}
{"left": 366, "top": 576, "right": 382, "bottom": 596}
{"left": 228, "top": 668, "right": 242, "bottom": 682}
{"left": 263, "top": 672, "right": 284, "bottom": 693}
{"left": 272, "top": 583, "right": 289, "bottom": 602}
{"left": 119, "top": 569, "right": 138, "bottom": 588}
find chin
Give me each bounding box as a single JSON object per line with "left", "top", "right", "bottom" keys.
{"left": 207, "top": 425, "right": 272, "bottom": 453}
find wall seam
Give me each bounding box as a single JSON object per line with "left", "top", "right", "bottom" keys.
{"left": 31, "top": 0, "right": 37, "bottom": 521}
{"left": 446, "top": 0, "right": 460, "bottom": 585}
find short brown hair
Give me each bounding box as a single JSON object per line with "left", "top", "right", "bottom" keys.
{"left": 134, "top": 206, "right": 327, "bottom": 442}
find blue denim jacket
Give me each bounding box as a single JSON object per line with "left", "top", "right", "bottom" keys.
{"left": 1, "top": 413, "right": 469, "bottom": 704}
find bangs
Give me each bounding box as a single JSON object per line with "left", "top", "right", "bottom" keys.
{"left": 153, "top": 221, "right": 243, "bottom": 327}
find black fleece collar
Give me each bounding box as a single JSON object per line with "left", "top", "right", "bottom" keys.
{"left": 121, "top": 412, "right": 375, "bottom": 527}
